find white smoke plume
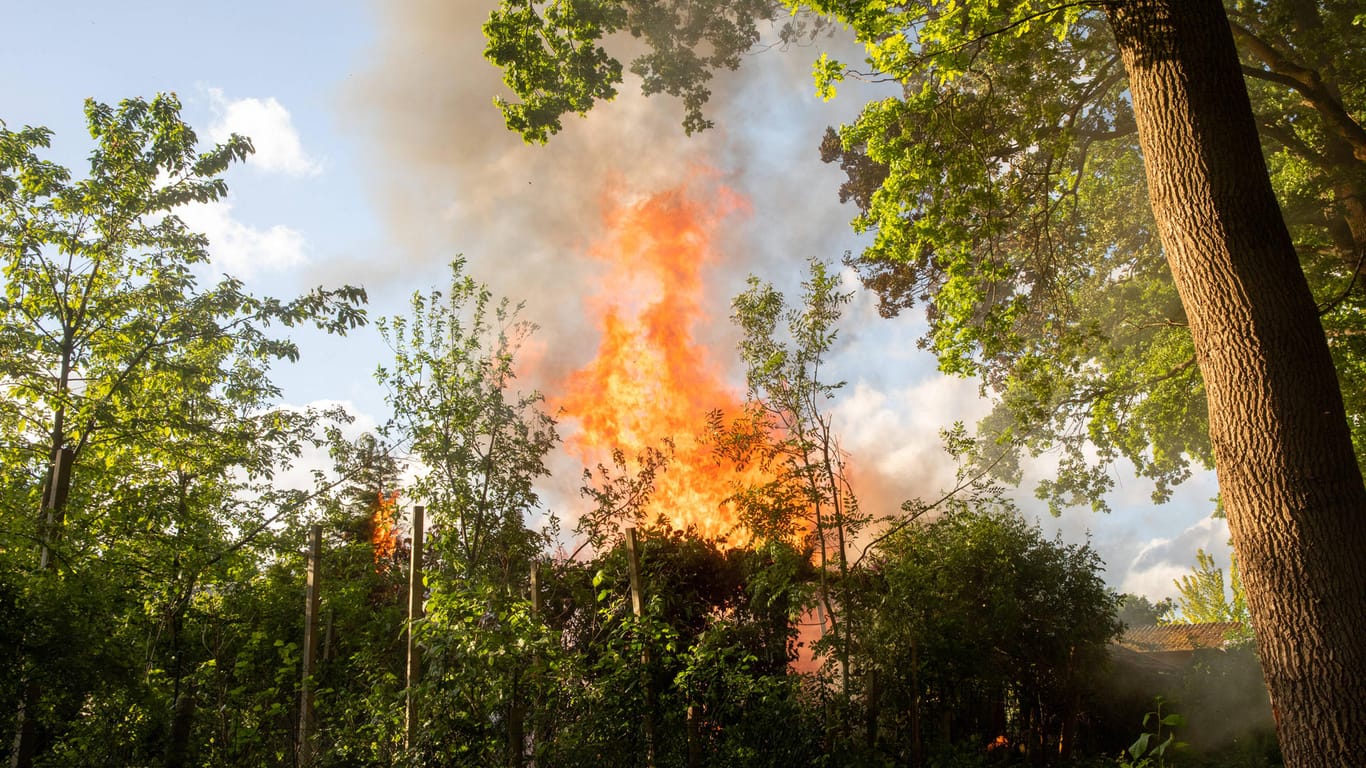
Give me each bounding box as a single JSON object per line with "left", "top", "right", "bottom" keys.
{"left": 344, "top": 0, "right": 1000, "bottom": 527}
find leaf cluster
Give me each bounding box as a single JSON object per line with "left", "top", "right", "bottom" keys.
{"left": 481, "top": 0, "right": 1366, "bottom": 510}
{"left": 0, "top": 95, "right": 370, "bottom": 766}
{"left": 484, "top": 0, "right": 777, "bottom": 141}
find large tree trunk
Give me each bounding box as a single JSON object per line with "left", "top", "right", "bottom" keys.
{"left": 1105, "top": 1, "right": 1366, "bottom": 764}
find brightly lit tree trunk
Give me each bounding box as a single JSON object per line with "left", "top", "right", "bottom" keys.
{"left": 1107, "top": 1, "right": 1366, "bottom": 763}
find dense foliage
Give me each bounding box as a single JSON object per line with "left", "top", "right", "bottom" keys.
{"left": 480, "top": 4, "right": 1366, "bottom": 762}
{"left": 0, "top": 95, "right": 366, "bottom": 766}
{"left": 857, "top": 508, "right": 1122, "bottom": 763}
{"left": 0, "top": 99, "right": 1279, "bottom": 767}
{"left": 482, "top": 0, "right": 1366, "bottom": 508}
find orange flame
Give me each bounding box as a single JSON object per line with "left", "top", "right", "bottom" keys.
{"left": 372, "top": 490, "right": 400, "bottom": 569}
{"left": 557, "top": 183, "right": 767, "bottom": 545}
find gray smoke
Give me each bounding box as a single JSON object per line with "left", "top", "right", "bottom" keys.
{"left": 343, "top": 0, "right": 961, "bottom": 521}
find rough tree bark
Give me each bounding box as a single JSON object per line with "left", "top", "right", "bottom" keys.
{"left": 1105, "top": 1, "right": 1366, "bottom": 764}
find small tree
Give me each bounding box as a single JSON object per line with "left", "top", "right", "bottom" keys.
{"left": 1165, "top": 549, "right": 1255, "bottom": 647}
{"left": 378, "top": 258, "right": 558, "bottom": 586}
{"left": 377, "top": 258, "right": 558, "bottom": 762}
{"left": 716, "top": 258, "right": 866, "bottom": 716}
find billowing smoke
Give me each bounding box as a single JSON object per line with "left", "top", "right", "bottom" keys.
{"left": 343, "top": 0, "right": 989, "bottom": 531}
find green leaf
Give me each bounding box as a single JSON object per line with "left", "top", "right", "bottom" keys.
{"left": 1153, "top": 733, "right": 1174, "bottom": 756}
{"left": 1128, "top": 732, "right": 1152, "bottom": 759}
{"left": 812, "top": 53, "right": 845, "bottom": 101}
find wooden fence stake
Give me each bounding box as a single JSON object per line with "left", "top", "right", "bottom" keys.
{"left": 10, "top": 448, "right": 74, "bottom": 768}
{"left": 624, "top": 528, "right": 656, "bottom": 768}
{"left": 299, "top": 524, "right": 322, "bottom": 767}
{"left": 527, "top": 562, "right": 544, "bottom": 766}
{"left": 37, "top": 447, "right": 73, "bottom": 571}
{"left": 404, "top": 505, "right": 425, "bottom": 751}
{"left": 507, "top": 561, "right": 534, "bottom": 766}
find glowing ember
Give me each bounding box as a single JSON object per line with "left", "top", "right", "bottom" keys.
{"left": 557, "top": 183, "right": 765, "bottom": 544}
{"left": 372, "top": 490, "right": 400, "bottom": 569}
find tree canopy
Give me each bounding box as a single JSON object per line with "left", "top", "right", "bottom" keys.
{"left": 0, "top": 94, "right": 367, "bottom": 765}
{"left": 861, "top": 506, "right": 1121, "bottom": 762}
{"left": 484, "top": 0, "right": 1366, "bottom": 509}
{"left": 481, "top": 2, "right": 1366, "bottom": 763}
{"left": 0, "top": 89, "right": 1288, "bottom": 768}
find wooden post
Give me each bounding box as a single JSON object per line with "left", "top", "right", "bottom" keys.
{"left": 507, "top": 564, "right": 529, "bottom": 767}
{"left": 8, "top": 683, "right": 39, "bottom": 768}
{"left": 299, "top": 524, "right": 322, "bottom": 767}
{"left": 625, "top": 528, "right": 646, "bottom": 618}
{"left": 12, "top": 448, "right": 76, "bottom": 768}
{"left": 686, "top": 705, "right": 702, "bottom": 768}
{"left": 911, "top": 637, "right": 921, "bottom": 768}
{"left": 864, "top": 667, "right": 880, "bottom": 752}
{"left": 527, "top": 562, "right": 543, "bottom": 765}
{"left": 12, "top": 445, "right": 78, "bottom": 759}
{"left": 404, "top": 505, "right": 425, "bottom": 751}
{"left": 530, "top": 561, "right": 542, "bottom": 615}
{"left": 37, "top": 447, "right": 73, "bottom": 571}
{"left": 624, "top": 528, "right": 656, "bottom": 768}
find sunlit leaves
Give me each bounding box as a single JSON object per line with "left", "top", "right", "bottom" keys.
{"left": 1166, "top": 549, "right": 1254, "bottom": 646}
{"left": 0, "top": 95, "right": 367, "bottom": 761}
{"left": 485, "top": 0, "right": 626, "bottom": 143}
{"left": 812, "top": 53, "right": 845, "bottom": 101}
{"left": 811, "top": 4, "right": 1239, "bottom": 509}
{"left": 485, "top": 0, "right": 776, "bottom": 140}
{"left": 377, "top": 257, "right": 557, "bottom": 582}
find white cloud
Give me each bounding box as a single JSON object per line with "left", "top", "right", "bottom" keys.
{"left": 267, "top": 399, "right": 387, "bottom": 494}
{"left": 176, "top": 198, "right": 307, "bottom": 278}
{"left": 1119, "top": 515, "right": 1233, "bottom": 601}
{"left": 830, "top": 375, "right": 995, "bottom": 512}
{"left": 205, "top": 87, "right": 323, "bottom": 176}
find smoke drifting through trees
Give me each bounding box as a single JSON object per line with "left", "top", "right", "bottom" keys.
{"left": 340, "top": 9, "right": 1241, "bottom": 615}
{"left": 345, "top": 0, "right": 1066, "bottom": 537}
{"left": 348, "top": 0, "right": 730, "bottom": 357}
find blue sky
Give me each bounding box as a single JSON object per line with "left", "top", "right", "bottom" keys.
{"left": 0, "top": 0, "right": 1232, "bottom": 601}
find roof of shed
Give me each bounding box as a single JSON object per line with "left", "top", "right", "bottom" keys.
{"left": 1115, "top": 622, "right": 1243, "bottom": 653}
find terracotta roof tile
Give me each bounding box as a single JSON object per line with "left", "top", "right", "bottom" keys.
{"left": 1116, "top": 623, "right": 1243, "bottom": 653}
